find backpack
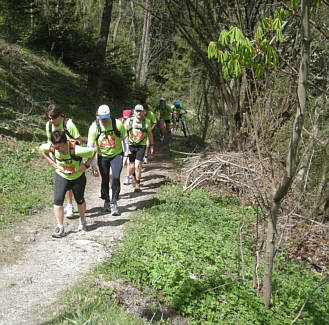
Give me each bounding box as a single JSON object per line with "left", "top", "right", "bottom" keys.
{"left": 50, "top": 141, "right": 82, "bottom": 163}
{"left": 48, "top": 116, "right": 74, "bottom": 139}
{"left": 127, "top": 117, "right": 147, "bottom": 132}
{"left": 95, "top": 117, "right": 121, "bottom": 140}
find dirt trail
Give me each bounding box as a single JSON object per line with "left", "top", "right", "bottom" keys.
{"left": 0, "top": 146, "right": 176, "bottom": 325}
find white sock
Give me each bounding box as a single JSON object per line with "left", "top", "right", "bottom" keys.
{"left": 66, "top": 203, "right": 73, "bottom": 208}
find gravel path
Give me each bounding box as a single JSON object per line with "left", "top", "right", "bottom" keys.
{"left": 0, "top": 154, "right": 173, "bottom": 325}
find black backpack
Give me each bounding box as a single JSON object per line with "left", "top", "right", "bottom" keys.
{"left": 48, "top": 116, "right": 74, "bottom": 139}
{"left": 95, "top": 117, "right": 121, "bottom": 140}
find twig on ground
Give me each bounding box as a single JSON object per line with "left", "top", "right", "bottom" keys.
{"left": 291, "top": 274, "right": 329, "bottom": 324}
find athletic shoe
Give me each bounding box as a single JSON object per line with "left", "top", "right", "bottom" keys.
{"left": 134, "top": 183, "right": 141, "bottom": 193}
{"left": 78, "top": 218, "right": 87, "bottom": 231}
{"left": 143, "top": 156, "right": 148, "bottom": 164}
{"left": 104, "top": 201, "right": 111, "bottom": 212}
{"left": 111, "top": 203, "right": 119, "bottom": 216}
{"left": 160, "top": 135, "right": 165, "bottom": 142}
{"left": 64, "top": 205, "right": 74, "bottom": 219}
{"left": 129, "top": 175, "right": 133, "bottom": 184}
{"left": 123, "top": 176, "right": 130, "bottom": 185}
{"left": 52, "top": 226, "right": 65, "bottom": 238}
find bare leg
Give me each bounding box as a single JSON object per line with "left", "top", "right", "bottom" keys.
{"left": 77, "top": 201, "right": 86, "bottom": 218}
{"left": 53, "top": 205, "right": 64, "bottom": 225}
{"left": 65, "top": 190, "right": 73, "bottom": 204}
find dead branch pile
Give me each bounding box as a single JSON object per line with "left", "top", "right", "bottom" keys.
{"left": 179, "top": 150, "right": 273, "bottom": 207}
{"left": 178, "top": 150, "right": 329, "bottom": 270}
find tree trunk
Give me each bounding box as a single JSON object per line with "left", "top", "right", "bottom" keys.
{"left": 112, "top": 0, "right": 122, "bottom": 48}
{"left": 130, "top": 0, "right": 137, "bottom": 73}
{"left": 136, "top": 0, "right": 152, "bottom": 85}
{"left": 87, "top": 0, "right": 114, "bottom": 101}
{"left": 263, "top": 0, "right": 310, "bottom": 308}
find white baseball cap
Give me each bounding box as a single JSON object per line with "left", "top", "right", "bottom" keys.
{"left": 134, "top": 104, "right": 144, "bottom": 111}
{"left": 97, "top": 105, "right": 110, "bottom": 119}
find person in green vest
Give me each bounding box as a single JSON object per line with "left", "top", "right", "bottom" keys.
{"left": 143, "top": 103, "right": 157, "bottom": 164}
{"left": 171, "top": 101, "right": 187, "bottom": 135}
{"left": 124, "top": 104, "right": 154, "bottom": 192}
{"left": 87, "top": 105, "right": 127, "bottom": 215}
{"left": 39, "top": 130, "right": 95, "bottom": 238}
{"left": 154, "top": 97, "right": 172, "bottom": 142}
{"left": 45, "top": 104, "right": 82, "bottom": 219}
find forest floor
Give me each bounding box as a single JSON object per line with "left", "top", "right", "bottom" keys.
{"left": 0, "top": 137, "right": 178, "bottom": 325}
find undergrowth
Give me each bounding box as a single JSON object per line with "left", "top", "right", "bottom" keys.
{"left": 0, "top": 139, "right": 53, "bottom": 228}
{"left": 91, "top": 185, "right": 329, "bottom": 324}
{"left": 49, "top": 281, "right": 146, "bottom": 325}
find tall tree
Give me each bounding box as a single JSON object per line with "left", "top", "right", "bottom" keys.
{"left": 136, "top": 0, "right": 152, "bottom": 85}
{"left": 164, "top": 0, "right": 271, "bottom": 146}
{"left": 87, "top": 0, "right": 114, "bottom": 101}
{"left": 263, "top": 0, "right": 311, "bottom": 307}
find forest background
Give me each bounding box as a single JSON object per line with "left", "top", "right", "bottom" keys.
{"left": 0, "top": 0, "right": 328, "bottom": 324}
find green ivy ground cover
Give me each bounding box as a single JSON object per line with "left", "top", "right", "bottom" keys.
{"left": 0, "top": 140, "right": 53, "bottom": 228}
{"left": 96, "top": 184, "right": 329, "bottom": 324}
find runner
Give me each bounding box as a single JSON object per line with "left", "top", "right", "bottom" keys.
{"left": 39, "top": 130, "right": 95, "bottom": 238}
{"left": 45, "top": 104, "right": 82, "bottom": 219}
{"left": 172, "top": 101, "right": 187, "bottom": 135}
{"left": 154, "top": 97, "right": 172, "bottom": 142}
{"left": 143, "top": 103, "right": 157, "bottom": 164}
{"left": 118, "top": 110, "right": 133, "bottom": 185}
{"left": 125, "top": 104, "right": 154, "bottom": 192}
{"left": 87, "top": 104, "right": 127, "bottom": 215}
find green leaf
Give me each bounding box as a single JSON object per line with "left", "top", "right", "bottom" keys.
{"left": 256, "top": 26, "right": 263, "bottom": 40}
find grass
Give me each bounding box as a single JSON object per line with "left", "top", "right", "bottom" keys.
{"left": 0, "top": 139, "right": 54, "bottom": 228}
{"left": 47, "top": 280, "right": 147, "bottom": 325}
{"left": 54, "top": 184, "right": 328, "bottom": 325}
{"left": 0, "top": 39, "right": 94, "bottom": 228}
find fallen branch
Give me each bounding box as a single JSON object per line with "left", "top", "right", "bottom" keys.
{"left": 291, "top": 214, "right": 329, "bottom": 228}
{"left": 170, "top": 149, "right": 200, "bottom": 156}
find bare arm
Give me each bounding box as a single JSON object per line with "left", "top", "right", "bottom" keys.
{"left": 147, "top": 131, "right": 154, "bottom": 155}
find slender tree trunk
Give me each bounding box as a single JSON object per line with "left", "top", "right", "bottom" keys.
{"left": 87, "top": 0, "right": 114, "bottom": 101}
{"left": 263, "top": 0, "right": 310, "bottom": 308}
{"left": 112, "top": 0, "right": 122, "bottom": 48}
{"left": 137, "top": 0, "right": 152, "bottom": 85}
{"left": 130, "top": 0, "right": 137, "bottom": 73}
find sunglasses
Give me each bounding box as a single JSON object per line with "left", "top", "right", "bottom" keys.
{"left": 48, "top": 113, "right": 61, "bottom": 120}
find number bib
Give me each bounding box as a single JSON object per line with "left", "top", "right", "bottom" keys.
{"left": 61, "top": 164, "right": 76, "bottom": 174}
{"left": 132, "top": 129, "right": 144, "bottom": 142}
{"left": 100, "top": 135, "right": 116, "bottom": 148}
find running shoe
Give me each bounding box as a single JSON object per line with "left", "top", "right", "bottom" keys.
{"left": 143, "top": 156, "right": 148, "bottom": 164}
{"left": 104, "top": 201, "right": 111, "bottom": 212}
{"left": 64, "top": 205, "right": 74, "bottom": 219}
{"left": 78, "top": 218, "right": 87, "bottom": 231}
{"left": 134, "top": 183, "right": 141, "bottom": 193}
{"left": 111, "top": 203, "right": 119, "bottom": 216}
{"left": 123, "top": 176, "right": 130, "bottom": 185}
{"left": 52, "top": 226, "right": 65, "bottom": 238}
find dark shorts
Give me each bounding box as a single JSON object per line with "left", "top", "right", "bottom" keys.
{"left": 54, "top": 173, "right": 86, "bottom": 206}
{"left": 129, "top": 145, "right": 146, "bottom": 162}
